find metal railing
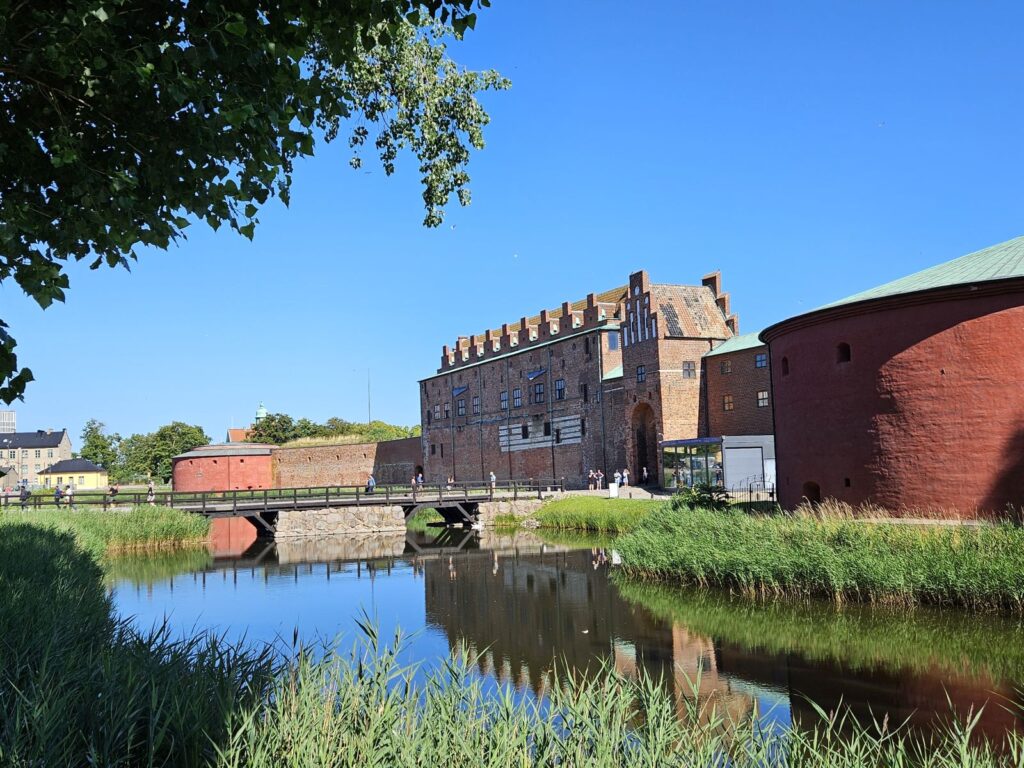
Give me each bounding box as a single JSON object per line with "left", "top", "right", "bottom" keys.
{"left": 0, "top": 477, "right": 567, "bottom": 513}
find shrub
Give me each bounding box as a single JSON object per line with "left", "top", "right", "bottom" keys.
{"left": 671, "top": 483, "right": 730, "bottom": 511}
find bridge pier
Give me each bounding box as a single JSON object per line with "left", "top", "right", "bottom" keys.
{"left": 274, "top": 505, "right": 407, "bottom": 539}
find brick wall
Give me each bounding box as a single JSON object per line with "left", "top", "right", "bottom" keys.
{"left": 704, "top": 345, "right": 774, "bottom": 437}
{"left": 273, "top": 437, "right": 420, "bottom": 488}
{"left": 172, "top": 453, "right": 273, "bottom": 492}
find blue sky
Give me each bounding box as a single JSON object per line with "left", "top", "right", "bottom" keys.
{"left": 4, "top": 1, "right": 1023, "bottom": 444}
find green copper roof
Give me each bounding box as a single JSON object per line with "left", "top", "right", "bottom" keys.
{"left": 818, "top": 235, "right": 1024, "bottom": 311}
{"left": 703, "top": 332, "right": 764, "bottom": 358}
{"left": 602, "top": 365, "right": 623, "bottom": 381}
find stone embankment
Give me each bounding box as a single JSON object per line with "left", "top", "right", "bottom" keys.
{"left": 475, "top": 498, "right": 546, "bottom": 526}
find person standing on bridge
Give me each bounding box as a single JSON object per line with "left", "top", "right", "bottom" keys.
{"left": 53, "top": 484, "right": 63, "bottom": 509}
{"left": 365, "top": 473, "right": 376, "bottom": 494}
{"left": 65, "top": 484, "right": 75, "bottom": 511}
{"left": 147, "top": 480, "right": 156, "bottom": 505}
{"left": 622, "top": 468, "right": 630, "bottom": 486}
{"left": 489, "top": 471, "right": 496, "bottom": 492}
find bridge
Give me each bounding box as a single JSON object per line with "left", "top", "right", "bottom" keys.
{"left": 3, "top": 479, "right": 566, "bottom": 536}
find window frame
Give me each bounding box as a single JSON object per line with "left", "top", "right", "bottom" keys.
{"left": 512, "top": 388, "right": 522, "bottom": 408}
{"left": 636, "top": 365, "right": 646, "bottom": 383}
{"left": 754, "top": 352, "right": 768, "bottom": 368}
{"left": 757, "top": 390, "right": 769, "bottom": 408}
{"left": 682, "top": 361, "right": 696, "bottom": 379}
{"left": 723, "top": 394, "right": 734, "bottom": 411}
{"left": 500, "top": 390, "right": 509, "bottom": 410}
{"left": 555, "top": 378, "right": 565, "bottom": 401}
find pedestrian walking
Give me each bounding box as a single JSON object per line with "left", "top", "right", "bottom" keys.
{"left": 622, "top": 468, "right": 630, "bottom": 486}
{"left": 146, "top": 480, "right": 156, "bottom": 505}
{"left": 642, "top": 466, "right": 648, "bottom": 484}
{"left": 489, "top": 471, "right": 496, "bottom": 491}
{"left": 596, "top": 469, "right": 605, "bottom": 489}
{"left": 365, "top": 473, "right": 376, "bottom": 494}
{"left": 53, "top": 484, "right": 63, "bottom": 509}
{"left": 19, "top": 485, "right": 29, "bottom": 509}
{"left": 108, "top": 483, "right": 119, "bottom": 507}
{"left": 65, "top": 484, "right": 75, "bottom": 511}
{"left": 416, "top": 471, "right": 424, "bottom": 487}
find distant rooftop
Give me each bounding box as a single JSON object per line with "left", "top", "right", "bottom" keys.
{"left": 39, "top": 458, "right": 104, "bottom": 475}
{"left": 703, "top": 332, "right": 764, "bottom": 358}
{"left": 0, "top": 429, "right": 67, "bottom": 449}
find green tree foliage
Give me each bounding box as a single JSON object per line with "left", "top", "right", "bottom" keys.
{"left": 0, "top": 1, "right": 506, "bottom": 403}
{"left": 247, "top": 413, "right": 418, "bottom": 445}
{"left": 78, "top": 419, "right": 121, "bottom": 472}
{"left": 81, "top": 419, "right": 208, "bottom": 482}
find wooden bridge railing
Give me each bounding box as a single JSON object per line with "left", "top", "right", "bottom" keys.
{"left": 0, "top": 477, "right": 567, "bottom": 513}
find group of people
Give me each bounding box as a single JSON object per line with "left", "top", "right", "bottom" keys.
{"left": 587, "top": 466, "right": 649, "bottom": 491}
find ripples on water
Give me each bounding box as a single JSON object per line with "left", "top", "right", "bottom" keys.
{"left": 109, "top": 527, "right": 1024, "bottom": 741}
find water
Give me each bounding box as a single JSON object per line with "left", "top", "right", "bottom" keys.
{"left": 109, "top": 528, "right": 1024, "bottom": 741}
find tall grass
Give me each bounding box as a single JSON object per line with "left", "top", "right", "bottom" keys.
{"left": 4, "top": 521, "right": 1024, "bottom": 765}
{"left": 0, "top": 506, "right": 210, "bottom": 557}
{"left": 615, "top": 508, "right": 1024, "bottom": 611}
{"left": 534, "top": 497, "right": 657, "bottom": 533}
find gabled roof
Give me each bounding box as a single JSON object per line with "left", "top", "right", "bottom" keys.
{"left": 818, "top": 235, "right": 1024, "bottom": 311}
{"left": 226, "top": 428, "right": 251, "bottom": 443}
{"left": 651, "top": 284, "right": 733, "bottom": 339}
{"left": 703, "top": 332, "right": 764, "bottom": 358}
{"left": 0, "top": 430, "right": 68, "bottom": 449}
{"left": 39, "top": 458, "right": 105, "bottom": 475}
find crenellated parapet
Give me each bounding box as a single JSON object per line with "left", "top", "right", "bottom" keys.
{"left": 437, "top": 286, "right": 627, "bottom": 372}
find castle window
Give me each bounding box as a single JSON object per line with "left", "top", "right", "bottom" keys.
{"left": 533, "top": 382, "right": 545, "bottom": 403}
{"left": 584, "top": 337, "right": 590, "bottom": 355}
{"left": 582, "top": 383, "right": 589, "bottom": 403}
{"left": 636, "top": 365, "right": 646, "bottom": 383}
{"left": 456, "top": 399, "right": 466, "bottom": 417}
{"left": 443, "top": 402, "right": 451, "bottom": 419}
{"left": 720, "top": 360, "right": 731, "bottom": 374}
{"left": 472, "top": 396, "right": 480, "bottom": 415}
{"left": 433, "top": 404, "right": 440, "bottom": 420}
{"left": 440, "top": 444, "right": 444, "bottom": 457}
{"left": 555, "top": 428, "right": 562, "bottom": 444}
{"left": 837, "top": 343, "right": 852, "bottom": 364}
{"left": 543, "top": 422, "right": 551, "bottom": 437}
{"left": 607, "top": 332, "right": 620, "bottom": 351}
{"left": 781, "top": 357, "right": 790, "bottom": 376}
{"left": 757, "top": 390, "right": 769, "bottom": 408}
{"left": 555, "top": 379, "right": 565, "bottom": 400}
{"left": 682, "top": 361, "right": 696, "bottom": 379}
{"left": 512, "top": 388, "right": 522, "bottom": 408}
{"left": 500, "top": 391, "right": 509, "bottom": 410}
{"left": 521, "top": 424, "right": 529, "bottom": 439}
{"left": 755, "top": 352, "right": 768, "bottom": 368}
{"left": 723, "top": 394, "right": 734, "bottom": 411}
{"left": 581, "top": 418, "right": 586, "bottom": 437}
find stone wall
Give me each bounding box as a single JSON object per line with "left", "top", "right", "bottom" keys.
{"left": 273, "top": 437, "right": 420, "bottom": 488}
{"left": 274, "top": 505, "right": 406, "bottom": 538}
{"left": 475, "top": 497, "right": 546, "bottom": 526}
{"left": 275, "top": 532, "right": 406, "bottom": 562}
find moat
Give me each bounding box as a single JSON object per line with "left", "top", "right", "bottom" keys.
{"left": 109, "top": 528, "right": 1024, "bottom": 741}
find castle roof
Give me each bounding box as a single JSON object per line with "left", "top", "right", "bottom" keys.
{"left": 819, "top": 235, "right": 1024, "bottom": 311}
{"left": 39, "top": 458, "right": 104, "bottom": 475}
{"left": 761, "top": 236, "right": 1024, "bottom": 341}
{"left": 703, "top": 332, "right": 764, "bottom": 357}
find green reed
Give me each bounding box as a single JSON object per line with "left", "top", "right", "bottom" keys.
{"left": 615, "top": 507, "right": 1024, "bottom": 611}
{"left": 534, "top": 497, "right": 658, "bottom": 534}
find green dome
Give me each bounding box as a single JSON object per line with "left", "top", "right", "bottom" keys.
{"left": 255, "top": 402, "right": 268, "bottom": 423}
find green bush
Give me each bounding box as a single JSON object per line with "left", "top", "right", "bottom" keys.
{"left": 533, "top": 497, "right": 658, "bottom": 533}
{"left": 670, "top": 483, "right": 730, "bottom": 511}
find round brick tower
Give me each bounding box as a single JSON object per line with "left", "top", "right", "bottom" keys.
{"left": 761, "top": 236, "right": 1024, "bottom": 517}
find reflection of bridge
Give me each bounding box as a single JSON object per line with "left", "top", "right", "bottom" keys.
{"left": 9, "top": 480, "right": 564, "bottom": 534}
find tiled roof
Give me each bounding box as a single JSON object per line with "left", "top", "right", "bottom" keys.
{"left": 703, "top": 332, "right": 764, "bottom": 357}
{"left": 226, "top": 428, "right": 251, "bottom": 443}
{"left": 818, "top": 235, "right": 1024, "bottom": 311}
{"left": 0, "top": 430, "right": 68, "bottom": 449}
{"left": 39, "top": 458, "right": 105, "bottom": 475}
{"left": 481, "top": 285, "right": 628, "bottom": 338}
{"left": 651, "top": 285, "right": 733, "bottom": 339}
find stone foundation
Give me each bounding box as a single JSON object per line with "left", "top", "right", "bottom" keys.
{"left": 275, "top": 532, "right": 406, "bottom": 563}
{"left": 274, "top": 505, "right": 406, "bottom": 538}
{"left": 475, "top": 498, "right": 545, "bottom": 527}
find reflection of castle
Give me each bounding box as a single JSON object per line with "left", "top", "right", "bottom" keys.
{"left": 423, "top": 548, "right": 758, "bottom": 723}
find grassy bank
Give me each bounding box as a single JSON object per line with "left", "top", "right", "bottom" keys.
{"left": 615, "top": 508, "right": 1024, "bottom": 611}
{"left": 4, "top": 519, "right": 1024, "bottom": 764}
{"left": 0, "top": 506, "right": 210, "bottom": 557}
{"left": 534, "top": 497, "right": 658, "bottom": 533}
{"left": 616, "top": 579, "right": 1024, "bottom": 682}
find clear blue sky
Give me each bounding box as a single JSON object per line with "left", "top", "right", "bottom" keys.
{"left": 4, "top": 1, "right": 1023, "bottom": 445}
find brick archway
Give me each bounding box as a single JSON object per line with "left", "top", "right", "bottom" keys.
{"left": 630, "top": 403, "right": 658, "bottom": 483}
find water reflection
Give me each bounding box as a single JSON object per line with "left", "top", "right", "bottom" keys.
{"left": 108, "top": 528, "right": 1024, "bottom": 741}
